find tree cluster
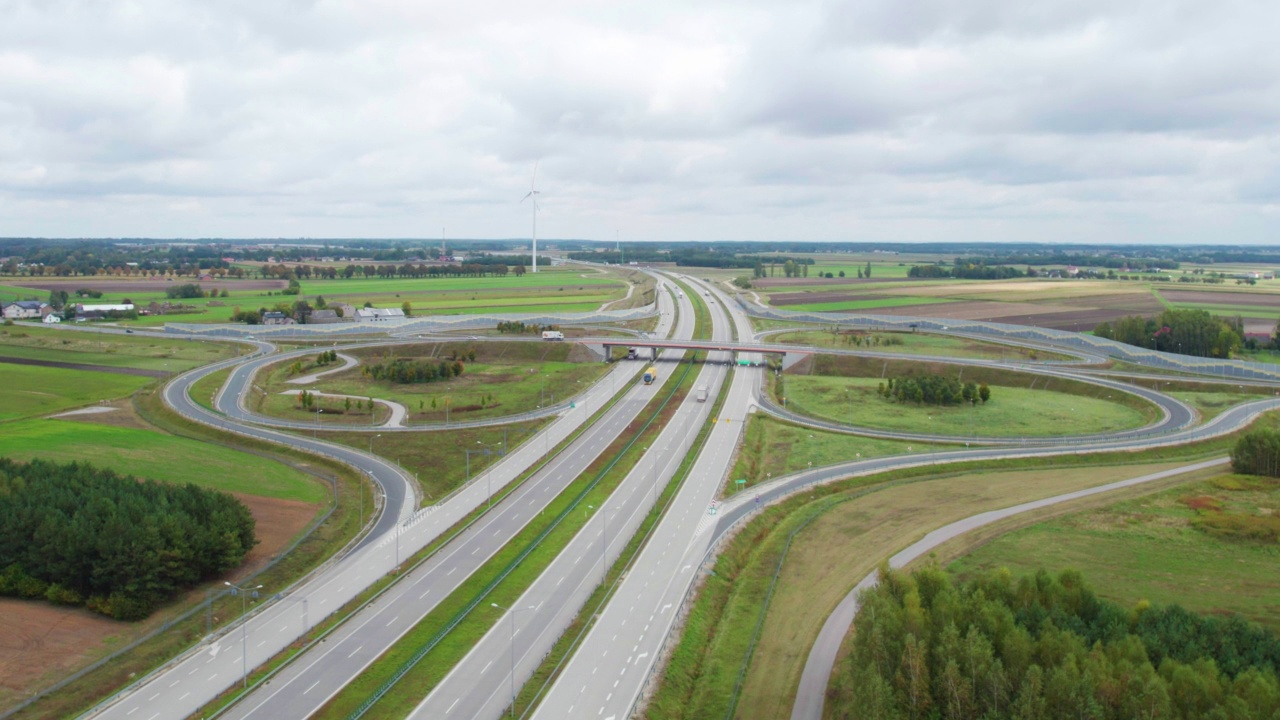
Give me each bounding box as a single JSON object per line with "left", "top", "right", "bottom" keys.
{"left": 879, "top": 375, "right": 990, "bottom": 406}
{"left": 496, "top": 321, "right": 557, "bottom": 335}
{"left": 1094, "top": 309, "right": 1243, "bottom": 358}
{"left": 363, "top": 358, "right": 464, "bottom": 384}
{"left": 832, "top": 566, "right": 1280, "bottom": 720}
{"left": 1231, "top": 429, "right": 1280, "bottom": 478}
{"left": 315, "top": 349, "right": 338, "bottom": 365}
{"left": 0, "top": 458, "right": 256, "bottom": 620}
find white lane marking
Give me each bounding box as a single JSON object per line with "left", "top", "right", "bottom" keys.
{"left": 387, "top": 616, "right": 399, "bottom": 627}
{"left": 348, "top": 645, "right": 363, "bottom": 658}
{"left": 482, "top": 660, "right": 493, "bottom": 674}
{"left": 127, "top": 708, "right": 138, "bottom": 716}
{"left": 304, "top": 680, "right": 320, "bottom": 695}
{"left": 447, "top": 698, "right": 460, "bottom": 713}
{"left": 419, "top": 589, "right": 431, "bottom": 600}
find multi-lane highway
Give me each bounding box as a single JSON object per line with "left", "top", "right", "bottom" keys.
{"left": 90, "top": 286, "right": 683, "bottom": 719}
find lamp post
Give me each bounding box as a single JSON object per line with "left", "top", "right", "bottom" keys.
{"left": 491, "top": 602, "right": 537, "bottom": 717}
{"left": 224, "top": 581, "right": 263, "bottom": 688}
{"left": 586, "top": 505, "right": 615, "bottom": 584}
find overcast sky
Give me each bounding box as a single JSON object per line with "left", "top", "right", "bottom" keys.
{"left": 2, "top": 0, "right": 1277, "bottom": 243}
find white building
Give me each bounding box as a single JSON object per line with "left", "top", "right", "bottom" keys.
{"left": 42, "top": 314, "right": 61, "bottom": 323}
{"left": 354, "top": 307, "right": 406, "bottom": 322}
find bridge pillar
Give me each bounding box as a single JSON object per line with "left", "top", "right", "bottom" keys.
{"left": 583, "top": 344, "right": 608, "bottom": 362}
{"left": 781, "top": 352, "right": 807, "bottom": 371}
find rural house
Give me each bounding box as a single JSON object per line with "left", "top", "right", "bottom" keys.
{"left": 2, "top": 300, "right": 50, "bottom": 319}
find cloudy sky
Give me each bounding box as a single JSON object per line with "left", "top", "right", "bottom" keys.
{"left": 2, "top": 0, "right": 1277, "bottom": 243}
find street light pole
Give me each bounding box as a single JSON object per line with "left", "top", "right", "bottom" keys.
{"left": 224, "top": 581, "right": 263, "bottom": 688}
{"left": 491, "top": 602, "right": 537, "bottom": 718}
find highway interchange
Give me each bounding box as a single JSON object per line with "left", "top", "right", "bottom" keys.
{"left": 77, "top": 269, "right": 1280, "bottom": 720}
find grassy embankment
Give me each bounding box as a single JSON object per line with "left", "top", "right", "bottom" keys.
{"left": 644, "top": 407, "right": 1280, "bottom": 720}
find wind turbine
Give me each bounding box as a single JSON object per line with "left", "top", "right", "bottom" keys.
{"left": 521, "top": 162, "right": 541, "bottom": 273}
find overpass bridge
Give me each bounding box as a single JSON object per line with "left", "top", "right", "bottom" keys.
{"left": 576, "top": 336, "right": 811, "bottom": 368}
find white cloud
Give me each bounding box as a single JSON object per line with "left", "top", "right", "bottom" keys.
{"left": 0, "top": 0, "right": 1276, "bottom": 242}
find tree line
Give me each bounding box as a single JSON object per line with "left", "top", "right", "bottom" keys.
{"left": 908, "top": 262, "right": 1027, "bottom": 280}
{"left": 879, "top": 374, "right": 991, "bottom": 406}
{"left": 0, "top": 458, "right": 256, "bottom": 620}
{"left": 831, "top": 565, "right": 1280, "bottom": 719}
{"left": 1094, "top": 309, "right": 1243, "bottom": 358}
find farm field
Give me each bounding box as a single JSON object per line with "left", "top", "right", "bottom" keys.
{"left": 0, "top": 364, "right": 153, "bottom": 421}
{"left": 0, "top": 324, "right": 239, "bottom": 371}
{"left": 252, "top": 340, "right": 611, "bottom": 425}
{"left": 754, "top": 278, "right": 1171, "bottom": 331}
{"left": 767, "top": 329, "right": 1064, "bottom": 362}
{"left": 1, "top": 265, "right": 634, "bottom": 326}
{"left": 650, "top": 460, "right": 1212, "bottom": 720}
{"left": 949, "top": 472, "right": 1280, "bottom": 629}
{"left": 778, "top": 374, "right": 1147, "bottom": 437}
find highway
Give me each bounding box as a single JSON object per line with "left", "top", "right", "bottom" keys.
{"left": 406, "top": 275, "right": 739, "bottom": 719}
{"left": 89, "top": 288, "right": 682, "bottom": 719}
{"left": 214, "top": 284, "right": 696, "bottom": 719}
{"left": 527, "top": 274, "right": 759, "bottom": 720}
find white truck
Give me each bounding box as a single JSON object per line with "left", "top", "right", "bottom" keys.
{"left": 696, "top": 386, "right": 708, "bottom": 402}
{"left": 541, "top": 330, "right": 565, "bottom": 340}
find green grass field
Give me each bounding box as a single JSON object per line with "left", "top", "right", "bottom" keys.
{"left": 1168, "top": 390, "right": 1263, "bottom": 420}
{"left": 0, "top": 364, "right": 154, "bottom": 422}
{"left": 949, "top": 473, "right": 1280, "bottom": 629}
{"left": 779, "top": 374, "right": 1147, "bottom": 437}
{"left": 0, "top": 324, "right": 239, "bottom": 370}
{"left": 0, "top": 418, "right": 327, "bottom": 502}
